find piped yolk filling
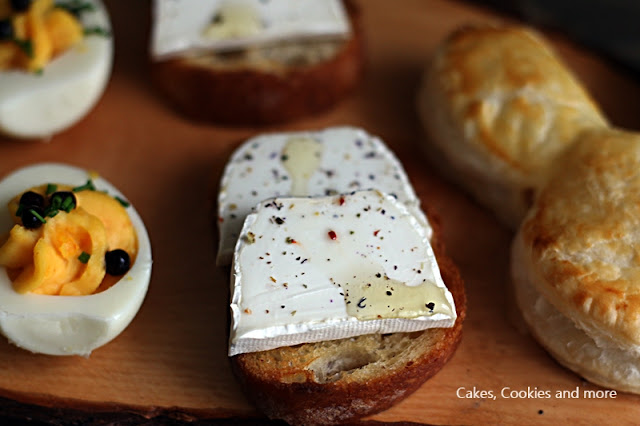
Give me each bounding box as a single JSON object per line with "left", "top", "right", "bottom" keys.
{"left": 0, "top": 183, "right": 137, "bottom": 295}
{"left": 0, "top": 0, "right": 84, "bottom": 72}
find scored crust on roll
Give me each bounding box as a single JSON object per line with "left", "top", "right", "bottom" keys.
{"left": 417, "top": 24, "right": 608, "bottom": 228}
{"left": 231, "top": 210, "right": 466, "bottom": 425}
{"left": 512, "top": 128, "right": 640, "bottom": 393}
{"left": 152, "top": 0, "right": 364, "bottom": 126}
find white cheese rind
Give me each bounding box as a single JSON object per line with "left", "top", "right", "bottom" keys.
{"left": 0, "top": 163, "right": 152, "bottom": 356}
{"left": 217, "top": 126, "right": 430, "bottom": 265}
{"left": 229, "top": 190, "right": 456, "bottom": 356}
{"left": 151, "top": 0, "right": 350, "bottom": 60}
{"left": 0, "top": 0, "right": 113, "bottom": 140}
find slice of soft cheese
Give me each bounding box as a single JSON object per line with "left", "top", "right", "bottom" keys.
{"left": 0, "top": 0, "right": 113, "bottom": 140}
{"left": 229, "top": 190, "right": 456, "bottom": 356}
{"left": 151, "top": 0, "right": 350, "bottom": 59}
{"left": 217, "top": 126, "right": 429, "bottom": 265}
{"left": 0, "top": 163, "right": 152, "bottom": 356}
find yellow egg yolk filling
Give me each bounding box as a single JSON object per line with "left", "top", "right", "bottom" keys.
{"left": 0, "top": 184, "right": 138, "bottom": 295}
{"left": 0, "top": 0, "right": 84, "bottom": 72}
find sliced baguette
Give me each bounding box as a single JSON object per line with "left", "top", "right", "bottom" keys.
{"left": 152, "top": 0, "right": 364, "bottom": 126}
{"left": 230, "top": 213, "right": 466, "bottom": 425}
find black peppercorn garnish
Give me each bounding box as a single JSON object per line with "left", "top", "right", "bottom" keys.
{"left": 105, "top": 249, "right": 130, "bottom": 275}
{"left": 19, "top": 191, "right": 44, "bottom": 209}
{"left": 211, "top": 12, "right": 223, "bottom": 24}
{"left": 0, "top": 19, "right": 13, "bottom": 40}
{"left": 21, "top": 207, "right": 45, "bottom": 229}
{"left": 426, "top": 302, "right": 435, "bottom": 311}
{"left": 10, "top": 0, "right": 31, "bottom": 13}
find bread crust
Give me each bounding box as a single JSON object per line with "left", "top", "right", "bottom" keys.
{"left": 417, "top": 24, "right": 607, "bottom": 228}
{"left": 152, "top": 1, "right": 364, "bottom": 126}
{"left": 518, "top": 128, "right": 640, "bottom": 353}
{"left": 230, "top": 212, "right": 466, "bottom": 425}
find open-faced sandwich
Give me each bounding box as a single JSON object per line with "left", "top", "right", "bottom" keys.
{"left": 151, "top": 0, "right": 363, "bottom": 125}
{"left": 217, "top": 127, "right": 465, "bottom": 424}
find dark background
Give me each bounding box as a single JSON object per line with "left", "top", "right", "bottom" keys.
{"left": 469, "top": 0, "right": 640, "bottom": 76}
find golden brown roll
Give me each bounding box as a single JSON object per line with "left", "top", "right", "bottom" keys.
{"left": 417, "top": 24, "right": 608, "bottom": 228}
{"left": 512, "top": 128, "right": 640, "bottom": 393}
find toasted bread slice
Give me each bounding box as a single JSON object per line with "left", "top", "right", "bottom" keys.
{"left": 230, "top": 214, "right": 466, "bottom": 425}
{"left": 417, "top": 24, "right": 607, "bottom": 228}
{"left": 152, "top": 0, "right": 364, "bottom": 126}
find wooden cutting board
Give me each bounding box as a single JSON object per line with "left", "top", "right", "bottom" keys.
{"left": 2, "top": 0, "right": 640, "bottom": 424}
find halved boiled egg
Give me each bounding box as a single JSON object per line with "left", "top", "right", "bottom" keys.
{"left": 0, "top": 163, "right": 152, "bottom": 356}
{"left": 0, "top": 0, "right": 113, "bottom": 139}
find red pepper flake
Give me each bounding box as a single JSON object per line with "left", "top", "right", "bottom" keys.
{"left": 338, "top": 196, "right": 345, "bottom": 206}
{"left": 218, "top": 216, "right": 224, "bottom": 223}
{"left": 373, "top": 229, "right": 380, "bottom": 236}
{"left": 328, "top": 230, "right": 337, "bottom": 240}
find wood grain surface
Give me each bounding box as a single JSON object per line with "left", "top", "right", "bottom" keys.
{"left": 1, "top": 0, "right": 640, "bottom": 424}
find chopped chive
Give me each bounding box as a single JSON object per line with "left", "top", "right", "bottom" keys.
{"left": 56, "top": 0, "right": 96, "bottom": 16}
{"left": 15, "top": 204, "right": 23, "bottom": 217}
{"left": 44, "top": 205, "right": 55, "bottom": 218}
{"left": 84, "top": 27, "right": 110, "bottom": 37}
{"left": 72, "top": 179, "right": 96, "bottom": 192}
{"left": 114, "top": 196, "right": 130, "bottom": 208}
{"left": 78, "top": 251, "right": 91, "bottom": 264}
{"left": 50, "top": 195, "right": 62, "bottom": 210}
{"left": 45, "top": 184, "right": 57, "bottom": 195}
{"left": 29, "top": 208, "right": 46, "bottom": 224}
{"left": 13, "top": 38, "right": 33, "bottom": 58}
{"left": 61, "top": 196, "right": 75, "bottom": 212}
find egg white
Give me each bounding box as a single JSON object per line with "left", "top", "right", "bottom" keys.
{"left": 0, "top": 0, "right": 113, "bottom": 140}
{"left": 0, "top": 163, "right": 152, "bottom": 356}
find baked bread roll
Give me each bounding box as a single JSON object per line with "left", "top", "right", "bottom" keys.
{"left": 512, "top": 128, "right": 640, "bottom": 393}
{"left": 231, "top": 214, "right": 466, "bottom": 425}
{"left": 152, "top": 0, "right": 363, "bottom": 126}
{"left": 417, "top": 24, "right": 608, "bottom": 228}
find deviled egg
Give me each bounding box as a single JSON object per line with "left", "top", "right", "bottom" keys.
{"left": 0, "top": 0, "right": 113, "bottom": 139}
{"left": 0, "top": 163, "right": 152, "bottom": 356}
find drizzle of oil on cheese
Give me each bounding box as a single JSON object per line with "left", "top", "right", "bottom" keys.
{"left": 281, "top": 136, "right": 324, "bottom": 196}
{"left": 217, "top": 127, "right": 429, "bottom": 265}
